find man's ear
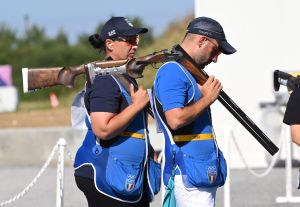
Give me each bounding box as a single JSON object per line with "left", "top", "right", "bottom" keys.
{"left": 198, "top": 36, "right": 207, "bottom": 47}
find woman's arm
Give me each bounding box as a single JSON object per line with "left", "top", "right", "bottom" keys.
{"left": 91, "top": 84, "right": 149, "bottom": 140}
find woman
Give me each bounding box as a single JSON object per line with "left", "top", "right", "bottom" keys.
{"left": 73, "top": 17, "right": 161, "bottom": 207}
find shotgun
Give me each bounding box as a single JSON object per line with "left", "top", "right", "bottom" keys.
{"left": 22, "top": 50, "right": 179, "bottom": 93}
{"left": 172, "top": 44, "right": 279, "bottom": 155}
{"left": 273, "top": 70, "right": 300, "bottom": 92}
{"left": 21, "top": 47, "right": 279, "bottom": 155}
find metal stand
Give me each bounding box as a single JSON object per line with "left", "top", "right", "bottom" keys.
{"left": 56, "top": 138, "right": 66, "bottom": 207}
{"left": 276, "top": 125, "right": 300, "bottom": 203}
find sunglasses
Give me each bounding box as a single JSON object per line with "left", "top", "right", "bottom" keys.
{"left": 206, "top": 38, "right": 222, "bottom": 57}
{"left": 112, "top": 36, "right": 139, "bottom": 45}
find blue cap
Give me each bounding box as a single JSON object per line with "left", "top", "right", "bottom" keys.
{"left": 187, "top": 17, "right": 236, "bottom": 55}
{"left": 100, "top": 17, "right": 148, "bottom": 41}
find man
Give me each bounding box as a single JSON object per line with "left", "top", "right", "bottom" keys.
{"left": 152, "top": 16, "right": 236, "bottom": 206}
{"left": 73, "top": 17, "right": 160, "bottom": 207}
{"left": 282, "top": 79, "right": 300, "bottom": 190}
{"left": 283, "top": 87, "right": 300, "bottom": 146}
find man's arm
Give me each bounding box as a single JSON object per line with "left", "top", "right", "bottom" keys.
{"left": 165, "top": 76, "right": 222, "bottom": 130}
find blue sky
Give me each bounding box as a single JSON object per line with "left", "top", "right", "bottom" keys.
{"left": 1, "top": 0, "right": 194, "bottom": 43}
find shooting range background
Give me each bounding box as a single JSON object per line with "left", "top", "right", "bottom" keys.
{"left": 1, "top": 1, "right": 300, "bottom": 206}
{"left": 195, "top": 0, "right": 300, "bottom": 168}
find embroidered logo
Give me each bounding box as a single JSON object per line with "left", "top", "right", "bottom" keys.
{"left": 125, "top": 174, "right": 136, "bottom": 191}
{"left": 108, "top": 30, "right": 116, "bottom": 36}
{"left": 207, "top": 166, "right": 217, "bottom": 183}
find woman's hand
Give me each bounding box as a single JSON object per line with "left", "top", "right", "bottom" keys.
{"left": 130, "top": 84, "right": 149, "bottom": 110}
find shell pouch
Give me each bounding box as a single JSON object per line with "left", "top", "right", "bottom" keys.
{"left": 148, "top": 157, "right": 161, "bottom": 194}
{"left": 106, "top": 154, "right": 144, "bottom": 196}
{"left": 183, "top": 149, "right": 227, "bottom": 188}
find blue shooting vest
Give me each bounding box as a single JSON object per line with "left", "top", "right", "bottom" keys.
{"left": 74, "top": 75, "right": 160, "bottom": 203}
{"left": 152, "top": 62, "right": 227, "bottom": 189}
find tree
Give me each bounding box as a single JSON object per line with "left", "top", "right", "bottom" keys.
{"left": 55, "top": 29, "right": 69, "bottom": 46}
{"left": 0, "top": 24, "right": 17, "bottom": 64}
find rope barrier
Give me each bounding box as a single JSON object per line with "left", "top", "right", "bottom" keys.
{"left": 0, "top": 138, "right": 74, "bottom": 207}
{"left": 223, "top": 124, "right": 289, "bottom": 207}
{"left": 0, "top": 127, "right": 286, "bottom": 206}
{"left": 65, "top": 145, "right": 74, "bottom": 163}
{"left": 230, "top": 128, "right": 284, "bottom": 178}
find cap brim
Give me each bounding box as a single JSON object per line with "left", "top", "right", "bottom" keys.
{"left": 219, "top": 40, "right": 236, "bottom": 55}
{"left": 121, "top": 28, "right": 148, "bottom": 36}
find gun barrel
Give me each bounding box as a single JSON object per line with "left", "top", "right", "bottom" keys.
{"left": 173, "top": 44, "right": 279, "bottom": 155}
{"left": 276, "top": 70, "right": 292, "bottom": 80}
{"left": 218, "top": 91, "right": 279, "bottom": 155}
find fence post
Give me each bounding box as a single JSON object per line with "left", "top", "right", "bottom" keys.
{"left": 56, "top": 138, "right": 66, "bottom": 207}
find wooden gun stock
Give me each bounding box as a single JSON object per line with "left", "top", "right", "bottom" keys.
{"left": 22, "top": 50, "right": 179, "bottom": 93}
{"left": 22, "top": 60, "right": 128, "bottom": 93}
{"left": 173, "top": 44, "right": 279, "bottom": 156}
{"left": 22, "top": 65, "right": 84, "bottom": 92}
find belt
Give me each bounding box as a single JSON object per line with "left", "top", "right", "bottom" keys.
{"left": 173, "top": 133, "right": 214, "bottom": 142}
{"left": 119, "top": 131, "right": 145, "bottom": 139}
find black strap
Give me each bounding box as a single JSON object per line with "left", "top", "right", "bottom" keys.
{"left": 115, "top": 74, "right": 154, "bottom": 118}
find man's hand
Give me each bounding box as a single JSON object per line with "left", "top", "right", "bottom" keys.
{"left": 198, "top": 75, "right": 222, "bottom": 104}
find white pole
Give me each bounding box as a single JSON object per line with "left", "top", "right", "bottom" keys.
{"left": 56, "top": 138, "right": 66, "bottom": 207}
{"left": 223, "top": 126, "right": 231, "bottom": 207}
{"left": 276, "top": 125, "right": 300, "bottom": 203}
{"left": 286, "top": 126, "right": 293, "bottom": 198}
{"left": 194, "top": 0, "right": 200, "bottom": 17}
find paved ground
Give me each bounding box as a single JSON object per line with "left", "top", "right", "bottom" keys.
{"left": 1, "top": 166, "right": 300, "bottom": 207}
{"left": 0, "top": 108, "right": 71, "bottom": 128}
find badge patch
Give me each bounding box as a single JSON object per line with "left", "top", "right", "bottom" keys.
{"left": 207, "top": 166, "right": 217, "bottom": 183}
{"left": 125, "top": 174, "right": 136, "bottom": 192}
